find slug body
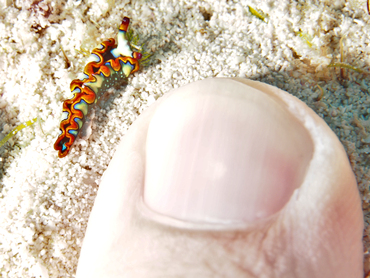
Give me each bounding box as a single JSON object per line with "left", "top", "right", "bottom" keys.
{"left": 54, "top": 17, "right": 142, "bottom": 158}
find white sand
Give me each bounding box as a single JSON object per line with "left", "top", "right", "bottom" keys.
{"left": 0, "top": 0, "right": 370, "bottom": 276}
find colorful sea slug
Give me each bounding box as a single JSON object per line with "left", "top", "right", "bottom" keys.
{"left": 54, "top": 17, "right": 142, "bottom": 158}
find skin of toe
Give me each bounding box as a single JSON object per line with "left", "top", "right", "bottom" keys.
{"left": 76, "top": 78, "right": 364, "bottom": 278}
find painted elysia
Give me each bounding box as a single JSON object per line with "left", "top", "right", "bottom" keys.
{"left": 54, "top": 17, "right": 142, "bottom": 158}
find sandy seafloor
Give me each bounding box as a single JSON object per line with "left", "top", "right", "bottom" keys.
{"left": 0, "top": 0, "right": 370, "bottom": 276}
